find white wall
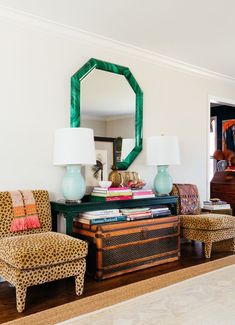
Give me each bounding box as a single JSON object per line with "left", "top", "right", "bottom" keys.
{"left": 81, "top": 118, "right": 106, "bottom": 137}
{"left": 0, "top": 14, "right": 235, "bottom": 201}
{"left": 106, "top": 117, "right": 135, "bottom": 138}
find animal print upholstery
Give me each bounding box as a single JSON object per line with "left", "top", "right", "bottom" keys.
{"left": 0, "top": 258, "right": 86, "bottom": 312}
{"left": 0, "top": 190, "right": 88, "bottom": 312}
{"left": 0, "top": 232, "right": 87, "bottom": 269}
{"left": 180, "top": 214, "right": 235, "bottom": 230}
{"left": 181, "top": 228, "right": 235, "bottom": 258}
{"left": 173, "top": 184, "right": 235, "bottom": 259}
{"left": 213, "top": 238, "right": 235, "bottom": 252}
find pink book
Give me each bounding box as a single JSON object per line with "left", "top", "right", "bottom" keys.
{"left": 108, "top": 187, "right": 130, "bottom": 191}
{"left": 106, "top": 195, "right": 132, "bottom": 201}
{"left": 94, "top": 187, "right": 130, "bottom": 191}
{"left": 133, "top": 191, "right": 153, "bottom": 195}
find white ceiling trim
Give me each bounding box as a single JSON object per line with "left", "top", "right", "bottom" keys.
{"left": 0, "top": 5, "right": 235, "bottom": 84}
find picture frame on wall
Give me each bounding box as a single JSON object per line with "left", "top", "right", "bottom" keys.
{"left": 85, "top": 137, "right": 118, "bottom": 194}
{"left": 94, "top": 136, "right": 116, "bottom": 171}
{"left": 85, "top": 149, "right": 108, "bottom": 188}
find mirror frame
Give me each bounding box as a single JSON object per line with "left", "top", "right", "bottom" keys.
{"left": 70, "top": 58, "right": 143, "bottom": 170}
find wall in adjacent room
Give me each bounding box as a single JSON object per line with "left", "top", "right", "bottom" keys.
{"left": 106, "top": 117, "right": 135, "bottom": 139}
{"left": 1, "top": 10, "right": 235, "bottom": 201}
{"left": 211, "top": 105, "right": 235, "bottom": 150}
{"left": 81, "top": 118, "right": 106, "bottom": 137}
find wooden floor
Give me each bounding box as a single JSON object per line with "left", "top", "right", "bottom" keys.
{"left": 0, "top": 242, "right": 234, "bottom": 324}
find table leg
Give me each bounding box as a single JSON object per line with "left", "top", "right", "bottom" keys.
{"left": 64, "top": 214, "right": 74, "bottom": 236}
{"left": 51, "top": 209, "right": 58, "bottom": 232}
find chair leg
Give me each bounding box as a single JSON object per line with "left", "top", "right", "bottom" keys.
{"left": 75, "top": 274, "right": 85, "bottom": 296}
{"left": 204, "top": 242, "right": 212, "bottom": 259}
{"left": 16, "top": 286, "right": 27, "bottom": 313}
{"left": 191, "top": 240, "right": 195, "bottom": 246}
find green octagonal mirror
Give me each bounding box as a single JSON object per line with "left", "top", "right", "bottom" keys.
{"left": 70, "top": 58, "right": 143, "bottom": 170}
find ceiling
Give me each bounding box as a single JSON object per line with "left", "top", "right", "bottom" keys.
{"left": 0, "top": 0, "right": 235, "bottom": 78}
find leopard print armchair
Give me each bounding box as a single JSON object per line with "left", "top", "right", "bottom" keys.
{"left": 0, "top": 190, "right": 88, "bottom": 312}
{"left": 172, "top": 184, "right": 235, "bottom": 258}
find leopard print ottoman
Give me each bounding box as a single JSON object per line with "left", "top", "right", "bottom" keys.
{"left": 172, "top": 184, "right": 235, "bottom": 259}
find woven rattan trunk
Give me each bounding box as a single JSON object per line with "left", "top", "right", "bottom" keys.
{"left": 73, "top": 216, "right": 180, "bottom": 280}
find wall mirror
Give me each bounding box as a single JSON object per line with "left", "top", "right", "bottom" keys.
{"left": 70, "top": 58, "right": 143, "bottom": 171}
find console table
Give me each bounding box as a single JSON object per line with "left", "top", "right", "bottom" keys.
{"left": 51, "top": 196, "right": 178, "bottom": 236}
{"left": 51, "top": 196, "right": 179, "bottom": 279}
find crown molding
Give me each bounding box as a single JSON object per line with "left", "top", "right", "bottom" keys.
{"left": 0, "top": 5, "right": 235, "bottom": 84}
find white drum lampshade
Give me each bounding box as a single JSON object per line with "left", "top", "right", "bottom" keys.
{"left": 53, "top": 128, "right": 96, "bottom": 201}
{"left": 146, "top": 136, "right": 180, "bottom": 166}
{"left": 53, "top": 128, "right": 96, "bottom": 166}
{"left": 146, "top": 135, "right": 180, "bottom": 195}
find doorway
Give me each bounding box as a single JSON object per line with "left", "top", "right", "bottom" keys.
{"left": 208, "top": 98, "right": 235, "bottom": 197}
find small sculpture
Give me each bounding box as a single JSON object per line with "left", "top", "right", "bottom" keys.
{"left": 108, "top": 165, "right": 122, "bottom": 187}
{"left": 213, "top": 149, "right": 235, "bottom": 169}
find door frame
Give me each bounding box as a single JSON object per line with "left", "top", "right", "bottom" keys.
{"left": 207, "top": 95, "right": 235, "bottom": 198}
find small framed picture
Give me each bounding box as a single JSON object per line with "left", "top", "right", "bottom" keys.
{"left": 85, "top": 149, "right": 108, "bottom": 188}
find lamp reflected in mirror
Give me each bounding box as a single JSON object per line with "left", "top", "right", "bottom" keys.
{"left": 120, "top": 138, "right": 135, "bottom": 162}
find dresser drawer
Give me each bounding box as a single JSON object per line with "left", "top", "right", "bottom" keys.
{"left": 211, "top": 184, "right": 235, "bottom": 195}
{"left": 211, "top": 191, "right": 235, "bottom": 204}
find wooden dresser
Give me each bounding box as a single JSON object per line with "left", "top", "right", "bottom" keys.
{"left": 211, "top": 171, "right": 235, "bottom": 214}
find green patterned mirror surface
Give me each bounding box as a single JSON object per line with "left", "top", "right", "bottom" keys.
{"left": 71, "top": 58, "right": 143, "bottom": 170}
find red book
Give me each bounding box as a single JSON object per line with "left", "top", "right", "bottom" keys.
{"left": 90, "top": 195, "right": 132, "bottom": 202}
{"left": 127, "top": 212, "right": 152, "bottom": 218}
{"left": 126, "top": 211, "right": 151, "bottom": 216}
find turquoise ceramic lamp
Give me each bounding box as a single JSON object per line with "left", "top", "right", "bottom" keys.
{"left": 146, "top": 135, "right": 180, "bottom": 195}
{"left": 53, "top": 128, "right": 96, "bottom": 202}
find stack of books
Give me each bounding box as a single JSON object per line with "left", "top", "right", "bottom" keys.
{"left": 90, "top": 187, "right": 132, "bottom": 202}
{"left": 132, "top": 189, "right": 155, "bottom": 199}
{"left": 203, "top": 199, "right": 231, "bottom": 210}
{"left": 120, "top": 208, "right": 152, "bottom": 221}
{"left": 151, "top": 206, "right": 171, "bottom": 217}
{"left": 78, "top": 209, "right": 126, "bottom": 225}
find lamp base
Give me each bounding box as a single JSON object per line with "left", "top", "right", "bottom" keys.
{"left": 154, "top": 165, "right": 173, "bottom": 196}
{"left": 61, "top": 165, "right": 85, "bottom": 202}
{"left": 65, "top": 199, "right": 82, "bottom": 204}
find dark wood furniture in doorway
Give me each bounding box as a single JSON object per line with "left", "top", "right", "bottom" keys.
{"left": 211, "top": 171, "right": 235, "bottom": 214}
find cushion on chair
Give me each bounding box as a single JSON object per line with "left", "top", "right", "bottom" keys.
{"left": 180, "top": 214, "right": 235, "bottom": 230}
{"left": 0, "top": 232, "right": 88, "bottom": 270}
